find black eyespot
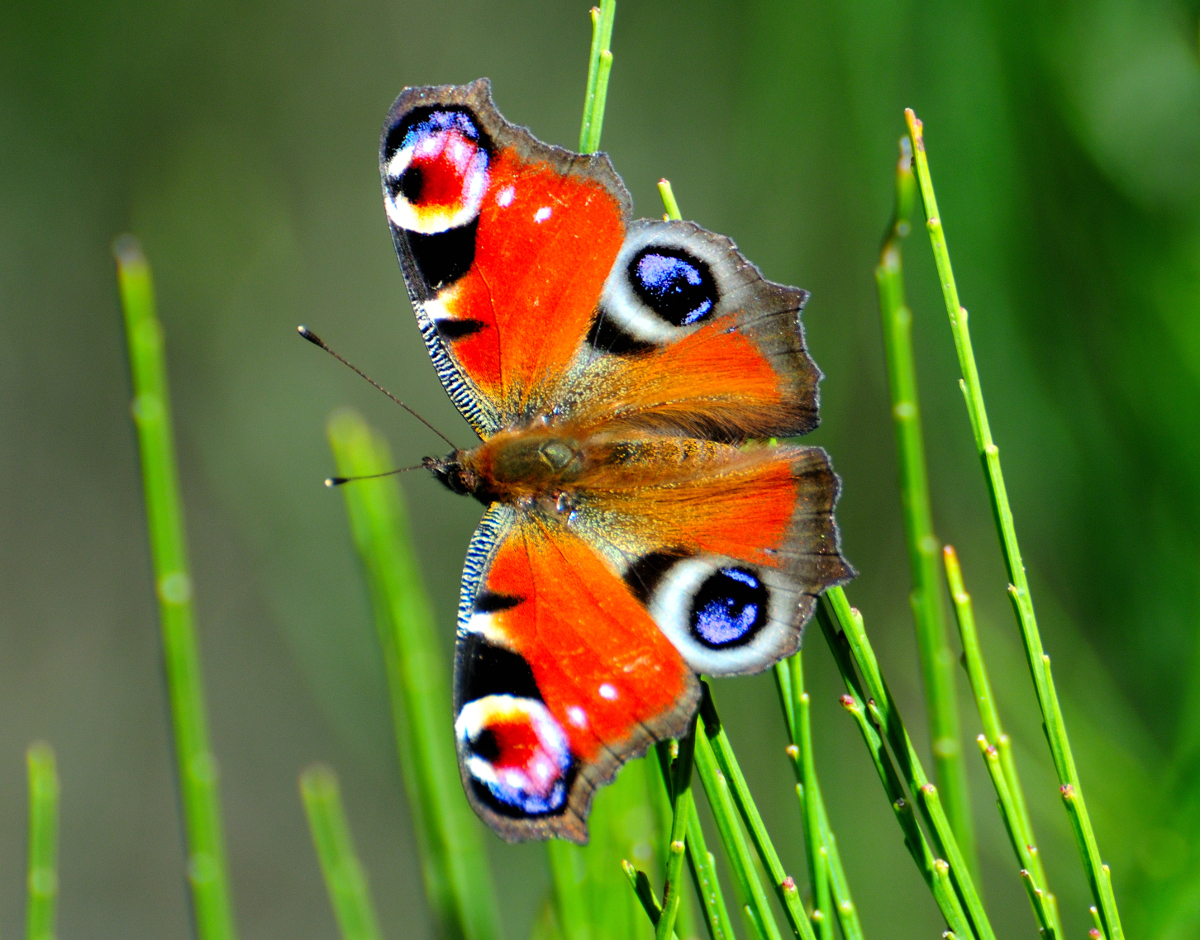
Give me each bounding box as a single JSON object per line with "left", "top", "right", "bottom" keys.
{"left": 689, "top": 567, "right": 768, "bottom": 648}
{"left": 586, "top": 308, "right": 655, "bottom": 355}
{"left": 470, "top": 728, "right": 501, "bottom": 762}
{"left": 459, "top": 632, "right": 541, "bottom": 703}
{"left": 629, "top": 247, "right": 719, "bottom": 327}
{"left": 399, "top": 164, "right": 424, "bottom": 202}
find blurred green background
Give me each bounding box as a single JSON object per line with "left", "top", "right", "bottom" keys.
{"left": 2, "top": 0, "right": 1199, "bottom": 937}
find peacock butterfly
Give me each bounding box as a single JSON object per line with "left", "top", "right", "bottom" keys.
{"left": 380, "top": 79, "right": 852, "bottom": 843}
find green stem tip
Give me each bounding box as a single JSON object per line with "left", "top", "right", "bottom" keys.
{"left": 300, "top": 765, "right": 384, "bottom": 940}
{"left": 27, "top": 742, "right": 59, "bottom": 940}
{"left": 115, "top": 235, "right": 238, "bottom": 940}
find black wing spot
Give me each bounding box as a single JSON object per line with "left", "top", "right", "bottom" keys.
{"left": 474, "top": 589, "right": 522, "bottom": 613}
{"left": 398, "top": 164, "right": 424, "bottom": 202}
{"left": 436, "top": 318, "right": 487, "bottom": 340}
{"left": 459, "top": 632, "right": 541, "bottom": 703}
{"left": 404, "top": 217, "right": 478, "bottom": 291}
{"left": 587, "top": 307, "right": 656, "bottom": 355}
{"left": 470, "top": 728, "right": 501, "bottom": 762}
{"left": 623, "top": 549, "right": 692, "bottom": 605}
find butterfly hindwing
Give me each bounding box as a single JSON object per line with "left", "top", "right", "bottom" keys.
{"left": 453, "top": 505, "right": 700, "bottom": 843}
{"left": 567, "top": 440, "right": 853, "bottom": 675}
{"left": 571, "top": 220, "right": 822, "bottom": 440}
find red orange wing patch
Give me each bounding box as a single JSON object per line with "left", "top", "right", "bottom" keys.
{"left": 454, "top": 506, "right": 699, "bottom": 843}
{"left": 382, "top": 79, "right": 630, "bottom": 435}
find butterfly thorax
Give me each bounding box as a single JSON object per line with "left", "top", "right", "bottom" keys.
{"left": 425, "top": 424, "right": 741, "bottom": 506}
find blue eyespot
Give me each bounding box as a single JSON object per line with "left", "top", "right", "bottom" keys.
{"left": 689, "top": 567, "right": 768, "bottom": 648}
{"left": 629, "top": 248, "right": 718, "bottom": 327}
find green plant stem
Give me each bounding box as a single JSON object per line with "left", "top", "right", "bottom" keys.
{"left": 693, "top": 727, "right": 780, "bottom": 940}
{"left": 696, "top": 688, "right": 814, "bottom": 940}
{"left": 299, "top": 765, "right": 383, "bottom": 940}
{"left": 26, "top": 743, "right": 58, "bottom": 940}
{"left": 774, "top": 657, "right": 862, "bottom": 940}
{"left": 621, "top": 861, "right": 680, "bottom": 940}
{"left": 327, "top": 411, "right": 502, "bottom": 940}
{"left": 820, "top": 589, "right": 996, "bottom": 940}
{"left": 977, "top": 741, "right": 1060, "bottom": 939}
{"left": 657, "top": 180, "right": 682, "bottom": 221}
{"left": 546, "top": 841, "right": 588, "bottom": 940}
{"left": 944, "top": 546, "right": 1062, "bottom": 936}
{"left": 817, "top": 606, "right": 976, "bottom": 939}
{"left": 775, "top": 662, "right": 828, "bottom": 938}
{"left": 114, "top": 236, "right": 237, "bottom": 940}
{"left": 875, "top": 136, "right": 975, "bottom": 877}
{"left": 656, "top": 724, "right": 698, "bottom": 940}
{"left": 579, "top": 0, "right": 616, "bottom": 153}
{"left": 904, "top": 108, "right": 1124, "bottom": 940}
{"left": 653, "top": 746, "right": 738, "bottom": 940}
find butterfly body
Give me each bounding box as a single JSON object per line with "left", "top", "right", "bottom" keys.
{"left": 382, "top": 79, "right": 853, "bottom": 843}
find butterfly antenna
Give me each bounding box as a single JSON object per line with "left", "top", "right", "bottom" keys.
{"left": 325, "top": 463, "right": 425, "bottom": 488}
{"left": 297, "top": 325, "right": 458, "bottom": 449}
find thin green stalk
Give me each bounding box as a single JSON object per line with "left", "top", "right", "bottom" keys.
{"left": 821, "top": 589, "right": 996, "bottom": 940}
{"left": 114, "top": 236, "right": 237, "bottom": 940}
{"left": 327, "top": 411, "right": 502, "bottom": 940}
{"left": 698, "top": 688, "right": 815, "bottom": 940}
{"left": 654, "top": 745, "right": 738, "bottom": 940}
{"left": 693, "top": 729, "right": 780, "bottom": 940}
{"left": 774, "top": 657, "right": 862, "bottom": 940}
{"left": 26, "top": 743, "right": 58, "bottom": 940}
{"left": 546, "top": 841, "right": 589, "bottom": 940}
{"left": 977, "top": 741, "right": 1060, "bottom": 939}
{"left": 875, "top": 136, "right": 974, "bottom": 875}
{"left": 622, "top": 862, "right": 679, "bottom": 940}
{"left": 816, "top": 608, "right": 976, "bottom": 939}
{"left": 657, "top": 180, "right": 682, "bottom": 221}
{"left": 774, "top": 662, "right": 829, "bottom": 939}
{"left": 299, "top": 765, "right": 384, "bottom": 940}
{"left": 685, "top": 812, "right": 737, "bottom": 940}
{"left": 579, "top": 0, "right": 616, "bottom": 153}
{"left": 944, "top": 545, "right": 1061, "bottom": 936}
{"left": 657, "top": 724, "right": 697, "bottom": 940}
{"left": 905, "top": 108, "right": 1125, "bottom": 939}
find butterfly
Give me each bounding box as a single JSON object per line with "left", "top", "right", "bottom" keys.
{"left": 380, "top": 78, "right": 852, "bottom": 843}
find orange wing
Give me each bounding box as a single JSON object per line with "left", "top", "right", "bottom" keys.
{"left": 453, "top": 505, "right": 699, "bottom": 843}
{"left": 381, "top": 79, "right": 630, "bottom": 436}
{"left": 382, "top": 83, "right": 821, "bottom": 443}
{"left": 568, "top": 220, "right": 822, "bottom": 440}
{"left": 566, "top": 441, "right": 853, "bottom": 676}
